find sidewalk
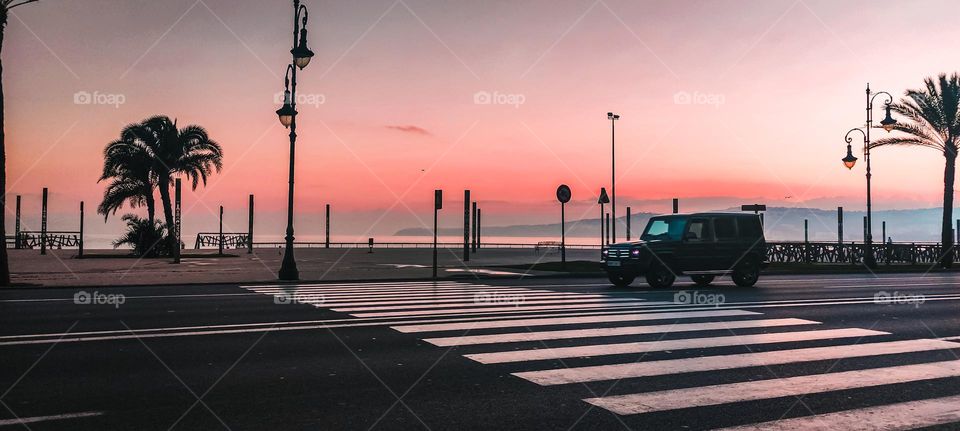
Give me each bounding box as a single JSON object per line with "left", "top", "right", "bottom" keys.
{"left": 7, "top": 247, "right": 595, "bottom": 288}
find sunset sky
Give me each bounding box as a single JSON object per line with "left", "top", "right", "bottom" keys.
{"left": 4, "top": 0, "right": 959, "bottom": 240}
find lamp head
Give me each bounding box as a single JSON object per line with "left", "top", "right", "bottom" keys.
{"left": 842, "top": 144, "right": 858, "bottom": 170}
{"left": 880, "top": 105, "right": 897, "bottom": 132}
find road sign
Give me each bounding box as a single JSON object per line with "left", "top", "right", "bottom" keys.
{"left": 556, "top": 184, "right": 571, "bottom": 203}
{"left": 598, "top": 187, "right": 610, "bottom": 204}
{"left": 435, "top": 190, "right": 443, "bottom": 210}
{"left": 741, "top": 204, "right": 767, "bottom": 213}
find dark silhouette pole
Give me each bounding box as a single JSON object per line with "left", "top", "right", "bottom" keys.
{"left": 471, "top": 201, "right": 477, "bottom": 252}
{"left": 14, "top": 195, "right": 20, "bottom": 249}
{"left": 325, "top": 204, "right": 330, "bottom": 248}
{"left": 433, "top": 190, "right": 442, "bottom": 279}
{"left": 842, "top": 83, "right": 897, "bottom": 269}
{"left": 838, "top": 207, "right": 844, "bottom": 244}
{"left": 276, "top": 0, "right": 315, "bottom": 281}
{"left": 173, "top": 179, "right": 181, "bottom": 264}
{"left": 606, "top": 213, "right": 611, "bottom": 244}
{"left": 40, "top": 187, "right": 47, "bottom": 255}
{"left": 476, "top": 208, "right": 481, "bottom": 250}
{"left": 248, "top": 194, "right": 254, "bottom": 254}
{"left": 608, "top": 112, "right": 620, "bottom": 242}
{"left": 556, "top": 185, "right": 571, "bottom": 269}
{"left": 673, "top": 198, "right": 679, "bottom": 214}
{"left": 463, "top": 190, "right": 470, "bottom": 261}
{"left": 78, "top": 201, "right": 84, "bottom": 258}
{"left": 598, "top": 187, "right": 609, "bottom": 246}
{"left": 626, "top": 206, "right": 631, "bottom": 241}
{"left": 218, "top": 205, "right": 224, "bottom": 256}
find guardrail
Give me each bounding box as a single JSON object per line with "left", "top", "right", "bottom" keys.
{"left": 250, "top": 241, "right": 603, "bottom": 250}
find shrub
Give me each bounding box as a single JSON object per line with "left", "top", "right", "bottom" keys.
{"left": 113, "top": 214, "right": 175, "bottom": 257}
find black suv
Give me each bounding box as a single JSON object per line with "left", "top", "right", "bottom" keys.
{"left": 602, "top": 213, "right": 766, "bottom": 288}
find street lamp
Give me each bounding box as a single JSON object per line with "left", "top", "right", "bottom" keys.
{"left": 841, "top": 83, "right": 896, "bottom": 269}
{"left": 277, "top": 0, "right": 314, "bottom": 281}
{"left": 607, "top": 112, "right": 620, "bottom": 243}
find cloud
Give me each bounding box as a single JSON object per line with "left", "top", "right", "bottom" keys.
{"left": 385, "top": 125, "right": 431, "bottom": 136}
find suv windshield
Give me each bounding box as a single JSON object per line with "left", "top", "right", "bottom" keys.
{"left": 641, "top": 217, "right": 688, "bottom": 241}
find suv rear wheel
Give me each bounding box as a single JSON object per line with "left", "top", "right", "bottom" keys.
{"left": 691, "top": 275, "right": 715, "bottom": 286}
{"left": 608, "top": 273, "right": 635, "bottom": 288}
{"left": 645, "top": 265, "right": 676, "bottom": 289}
{"left": 732, "top": 257, "right": 760, "bottom": 287}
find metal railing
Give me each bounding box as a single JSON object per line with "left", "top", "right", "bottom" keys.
{"left": 195, "top": 233, "right": 250, "bottom": 249}
{"left": 766, "top": 241, "right": 951, "bottom": 265}
{"left": 250, "top": 241, "right": 603, "bottom": 250}
{"left": 13, "top": 231, "right": 82, "bottom": 249}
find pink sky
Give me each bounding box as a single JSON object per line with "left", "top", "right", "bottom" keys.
{"left": 4, "top": 0, "right": 959, "bottom": 238}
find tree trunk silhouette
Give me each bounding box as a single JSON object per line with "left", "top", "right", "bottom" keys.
{"left": 0, "top": 10, "right": 11, "bottom": 286}
{"left": 157, "top": 174, "right": 175, "bottom": 251}
{"left": 144, "top": 182, "right": 155, "bottom": 223}
{"left": 941, "top": 149, "right": 956, "bottom": 268}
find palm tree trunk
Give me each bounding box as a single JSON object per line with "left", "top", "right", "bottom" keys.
{"left": 157, "top": 175, "right": 174, "bottom": 232}
{"left": 0, "top": 11, "right": 11, "bottom": 286}
{"left": 940, "top": 150, "right": 956, "bottom": 268}
{"left": 142, "top": 180, "right": 156, "bottom": 223}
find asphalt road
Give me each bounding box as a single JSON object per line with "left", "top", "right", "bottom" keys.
{"left": 1, "top": 272, "right": 960, "bottom": 430}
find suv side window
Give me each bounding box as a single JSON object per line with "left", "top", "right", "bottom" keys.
{"left": 738, "top": 217, "right": 763, "bottom": 240}
{"left": 714, "top": 217, "right": 738, "bottom": 241}
{"left": 685, "top": 219, "right": 712, "bottom": 242}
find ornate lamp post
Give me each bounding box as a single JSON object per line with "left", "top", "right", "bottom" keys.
{"left": 841, "top": 83, "right": 896, "bottom": 269}
{"left": 607, "top": 112, "right": 620, "bottom": 243}
{"left": 276, "top": 0, "right": 315, "bottom": 281}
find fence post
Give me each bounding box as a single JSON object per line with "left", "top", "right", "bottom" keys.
{"left": 14, "top": 195, "right": 21, "bottom": 249}
{"left": 79, "top": 201, "right": 84, "bottom": 258}
{"left": 325, "top": 204, "right": 330, "bottom": 249}
{"left": 463, "top": 190, "right": 470, "bottom": 261}
{"left": 672, "top": 198, "right": 679, "bottom": 214}
{"left": 248, "top": 194, "right": 254, "bottom": 254}
{"left": 218, "top": 205, "right": 224, "bottom": 256}
{"left": 173, "top": 179, "right": 181, "bottom": 264}
{"left": 40, "top": 188, "right": 47, "bottom": 255}
{"left": 626, "top": 206, "right": 631, "bottom": 241}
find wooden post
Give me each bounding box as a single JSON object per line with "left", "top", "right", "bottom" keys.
{"left": 173, "top": 179, "right": 181, "bottom": 264}
{"left": 672, "top": 198, "right": 679, "bottom": 214}
{"left": 325, "top": 204, "right": 331, "bottom": 249}
{"left": 248, "top": 194, "right": 254, "bottom": 254}
{"left": 463, "top": 190, "right": 470, "bottom": 261}
{"left": 471, "top": 201, "right": 478, "bottom": 253}
{"left": 804, "top": 219, "right": 810, "bottom": 263}
{"left": 79, "top": 201, "right": 84, "bottom": 258}
{"left": 40, "top": 188, "right": 48, "bottom": 255}
{"left": 14, "top": 195, "right": 21, "bottom": 249}
{"left": 433, "top": 190, "right": 442, "bottom": 279}
{"left": 218, "top": 205, "right": 224, "bottom": 255}
{"left": 626, "top": 206, "right": 631, "bottom": 241}
{"left": 476, "top": 208, "right": 481, "bottom": 250}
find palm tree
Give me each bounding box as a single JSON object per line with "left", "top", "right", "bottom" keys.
{"left": 873, "top": 73, "right": 960, "bottom": 268}
{"left": 1, "top": 0, "right": 41, "bottom": 286}
{"left": 137, "top": 116, "right": 223, "bottom": 246}
{"left": 98, "top": 124, "right": 156, "bottom": 222}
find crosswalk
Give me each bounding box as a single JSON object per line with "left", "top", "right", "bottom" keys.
{"left": 243, "top": 281, "right": 960, "bottom": 429}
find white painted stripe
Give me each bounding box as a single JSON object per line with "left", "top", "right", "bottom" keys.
{"left": 0, "top": 411, "right": 103, "bottom": 426}
{"left": 467, "top": 328, "right": 887, "bottom": 364}
{"left": 583, "top": 359, "right": 960, "bottom": 415}
{"left": 424, "top": 318, "right": 819, "bottom": 346}
{"left": 248, "top": 286, "right": 510, "bottom": 295}
{"left": 245, "top": 282, "right": 471, "bottom": 289}
{"left": 333, "top": 297, "right": 642, "bottom": 312}
{"left": 392, "top": 309, "right": 761, "bottom": 333}
{"left": 321, "top": 293, "right": 611, "bottom": 307}
{"left": 715, "top": 394, "right": 960, "bottom": 431}
{"left": 938, "top": 336, "right": 960, "bottom": 342}
{"left": 517, "top": 339, "right": 956, "bottom": 385}
{"left": 350, "top": 301, "right": 666, "bottom": 319}
{"left": 254, "top": 288, "right": 556, "bottom": 300}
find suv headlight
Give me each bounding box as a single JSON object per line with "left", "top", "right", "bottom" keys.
{"left": 631, "top": 248, "right": 641, "bottom": 257}
{"left": 601, "top": 249, "right": 609, "bottom": 260}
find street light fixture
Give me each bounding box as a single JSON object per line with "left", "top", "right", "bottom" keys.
{"left": 840, "top": 83, "right": 897, "bottom": 269}
{"left": 277, "top": 0, "right": 313, "bottom": 281}
{"left": 607, "top": 112, "right": 620, "bottom": 243}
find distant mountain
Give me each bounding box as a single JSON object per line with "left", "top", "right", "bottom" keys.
{"left": 394, "top": 207, "right": 952, "bottom": 242}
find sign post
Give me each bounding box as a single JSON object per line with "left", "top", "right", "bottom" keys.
{"left": 14, "top": 195, "right": 20, "bottom": 249}
{"left": 557, "top": 185, "right": 571, "bottom": 269}
{"left": 248, "top": 194, "right": 254, "bottom": 254}
{"left": 173, "top": 179, "right": 181, "bottom": 264}
{"left": 79, "top": 201, "right": 84, "bottom": 258}
{"left": 218, "top": 205, "right": 224, "bottom": 256}
{"left": 40, "top": 188, "right": 48, "bottom": 256}
{"left": 598, "top": 188, "right": 610, "bottom": 246}
{"left": 325, "top": 204, "right": 331, "bottom": 249}
{"left": 463, "top": 190, "right": 470, "bottom": 261}
{"left": 433, "top": 190, "right": 442, "bottom": 279}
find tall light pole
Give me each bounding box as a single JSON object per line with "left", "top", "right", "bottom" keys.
{"left": 276, "top": 0, "right": 315, "bottom": 281}
{"left": 841, "top": 83, "right": 897, "bottom": 269}
{"left": 607, "top": 112, "right": 620, "bottom": 243}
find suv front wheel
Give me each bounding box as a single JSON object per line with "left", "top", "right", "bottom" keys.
{"left": 645, "top": 264, "right": 676, "bottom": 289}
{"left": 608, "top": 273, "right": 635, "bottom": 288}
{"left": 732, "top": 257, "right": 760, "bottom": 287}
